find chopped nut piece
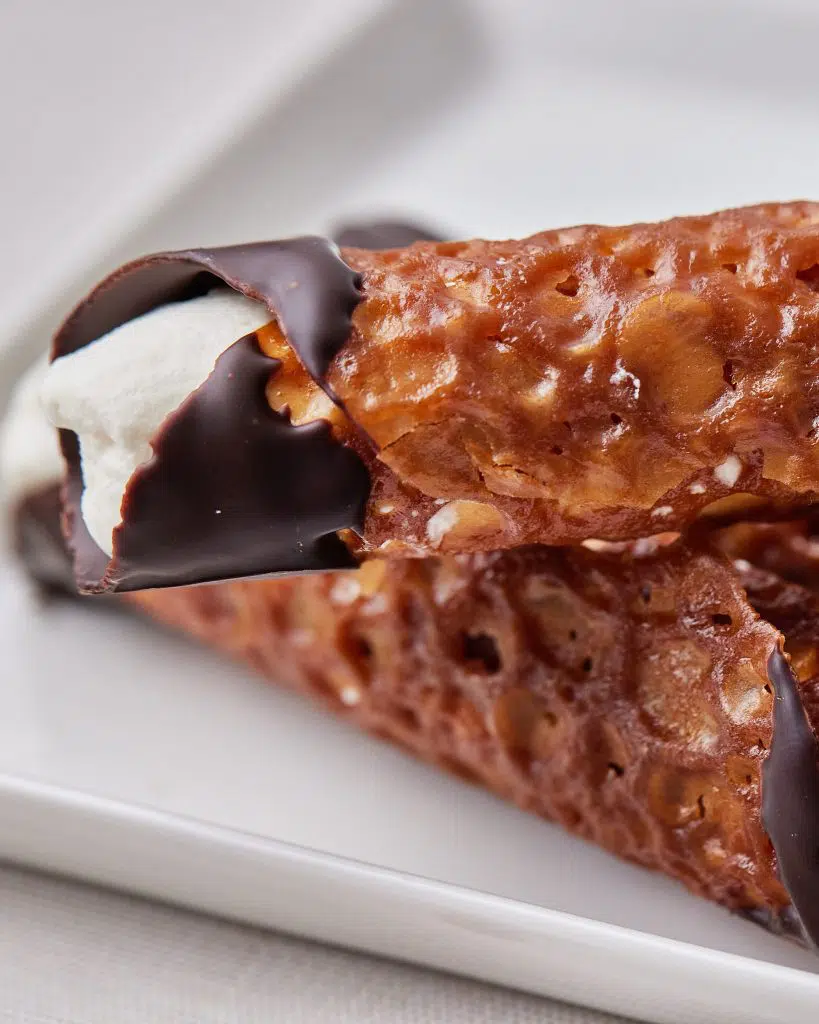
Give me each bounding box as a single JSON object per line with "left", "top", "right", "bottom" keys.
{"left": 426, "top": 501, "right": 507, "bottom": 550}
{"left": 714, "top": 455, "right": 743, "bottom": 488}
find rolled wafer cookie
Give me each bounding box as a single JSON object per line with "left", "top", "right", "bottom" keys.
{"left": 128, "top": 540, "right": 819, "bottom": 948}
{"left": 42, "top": 203, "right": 819, "bottom": 593}
{"left": 9, "top": 351, "right": 819, "bottom": 949}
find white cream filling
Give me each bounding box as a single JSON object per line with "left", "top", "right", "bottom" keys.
{"left": 41, "top": 289, "right": 270, "bottom": 557}
{"left": 0, "top": 355, "right": 64, "bottom": 507}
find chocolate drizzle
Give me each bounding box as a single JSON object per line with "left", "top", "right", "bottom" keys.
{"left": 51, "top": 236, "right": 369, "bottom": 592}
{"left": 762, "top": 648, "right": 819, "bottom": 947}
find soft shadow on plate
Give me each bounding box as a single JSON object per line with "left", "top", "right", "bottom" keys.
{"left": 129, "top": 0, "right": 484, "bottom": 251}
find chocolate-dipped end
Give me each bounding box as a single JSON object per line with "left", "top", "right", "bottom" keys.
{"left": 332, "top": 219, "right": 445, "bottom": 249}
{"left": 52, "top": 237, "right": 364, "bottom": 384}
{"left": 51, "top": 237, "right": 372, "bottom": 593}
{"left": 51, "top": 223, "right": 448, "bottom": 594}
{"left": 738, "top": 904, "right": 808, "bottom": 946}
{"left": 762, "top": 648, "right": 819, "bottom": 947}
{"left": 12, "top": 482, "right": 79, "bottom": 598}
{"left": 61, "top": 335, "right": 369, "bottom": 593}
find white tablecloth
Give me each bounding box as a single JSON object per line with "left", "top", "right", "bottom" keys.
{"left": 0, "top": 865, "right": 636, "bottom": 1023}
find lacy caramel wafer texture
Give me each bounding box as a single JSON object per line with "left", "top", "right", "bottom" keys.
{"left": 252, "top": 203, "right": 819, "bottom": 556}
{"left": 50, "top": 204, "right": 819, "bottom": 593}
{"left": 130, "top": 542, "right": 816, "bottom": 934}
{"left": 327, "top": 203, "right": 819, "bottom": 552}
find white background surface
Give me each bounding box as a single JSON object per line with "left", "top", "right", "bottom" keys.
{"left": 0, "top": 0, "right": 387, "bottom": 350}
{"left": 4, "top": 1, "right": 819, "bottom": 1021}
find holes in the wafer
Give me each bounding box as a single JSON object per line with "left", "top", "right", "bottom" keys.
{"left": 635, "top": 583, "right": 676, "bottom": 616}
{"left": 797, "top": 263, "right": 819, "bottom": 291}
{"left": 711, "top": 613, "right": 733, "bottom": 627}
{"left": 555, "top": 273, "right": 579, "bottom": 297}
{"left": 696, "top": 794, "right": 706, "bottom": 819}
{"left": 610, "top": 413, "right": 623, "bottom": 425}
{"left": 551, "top": 445, "right": 564, "bottom": 456}
{"left": 396, "top": 706, "right": 421, "bottom": 732}
{"left": 722, "top": 360, "right": 736, "bottom": 389}
{"left": 351, "top": 635, "right": 373, "bottom": 660}
{"left": 726, "top": 757, "right": 757, "bottom": 789}
{"left": 581, "top": 656, "right": 593, "bottom": 673}
{"left": 461, "top": 632, "right": 502, "bottom": 674}
{"left": 342, "top": 630, "right": 374, "bottom": 683}
{"left": 722, "top": 262, "right": 738, "bottom": 274}
{"left": 607, "top": 761, "right": 625, "bottom": 778}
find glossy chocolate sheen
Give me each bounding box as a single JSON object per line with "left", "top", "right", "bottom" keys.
{"left": 52, "top": 237, "right": 369, "bottom": 592}
{"left": 52, "top": 237, "right": 363, "bottom": 382}
{"left": 763, "top": 649, "right": 819, "bottom": 947}
{"left": 92, "top": 338, "right": 367, "bottom": 592}
{"left": 51, "top": 220, "right": 450, "bottom": 593}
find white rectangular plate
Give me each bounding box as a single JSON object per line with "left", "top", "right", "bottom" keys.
{"left": 4, "top": 2, "right": 819, "bottom": 1022}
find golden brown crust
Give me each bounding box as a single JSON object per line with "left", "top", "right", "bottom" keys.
{"left": 44, "top": 203, "right": 819, "bottom": 933}
{"left": 259, "top": 203, "right": 819, "bottom": 554}
{"left": 129, "top": 540, "right": 809, "bottom": 925}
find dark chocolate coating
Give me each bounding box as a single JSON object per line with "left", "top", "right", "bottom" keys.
{"left": 51, "top": 222, "right": 447, "bottom": 593}
{"left": 332, "top": 219, "right": 444, "bottom": 249}
{"left": 51, "top": 223, "right": 447, "bottom": 594}
{"left": 51, "top": 237, "right": 369, "bottom": 592}
{"left": 762, "top": 649, "right": 819, "bottom": 947}
{"left": 738, "top": 904, "right": 808, "bottom": 946}
{"left": 18, "top": 221, "right": 440, "bottom": 593}
{"left": 75, "top": 336, "right": 367, "bottom": 592}
{"left": 11, "top": 483, "right": 78, "bottom": 598}
{"left": 52, "top": 237, "right": 363, "bottom": 384}
{"left": 60, "top": 429, "right": 110, "bottom": 589}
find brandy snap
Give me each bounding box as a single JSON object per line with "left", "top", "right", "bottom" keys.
{"left": 129, "top": 541, "right": 819, "bottom": 945}
{"left": 42, "top": 202, "right": 819, "bottom": 592}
